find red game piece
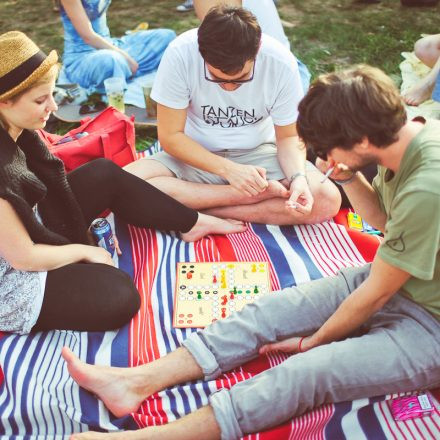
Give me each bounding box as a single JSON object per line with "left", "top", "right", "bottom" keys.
{"left": 221, "top": 295, "right": 228, "bottom": 305}
{"left": 221, "top": 308, "right": 227, "bottom": 318}
{"left": 213, "top": 275, "right": 217, "bottom": 283}
{"left": 187, "top": 272, "right": 192, "bottom": 279}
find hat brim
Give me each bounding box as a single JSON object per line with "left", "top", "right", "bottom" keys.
{"left": 0, "top": 50, "right": 58, "bottom": 101}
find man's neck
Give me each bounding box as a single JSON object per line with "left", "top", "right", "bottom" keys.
{"left": 376, "top": 120, "right": 424, "bottom": 173}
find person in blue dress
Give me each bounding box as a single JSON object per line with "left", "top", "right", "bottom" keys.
{"left": 59, "top": 0, "right": 176, "bottom": 92}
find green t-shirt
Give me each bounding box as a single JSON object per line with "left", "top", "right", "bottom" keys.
{"left": 373, "top": 120, "right": 440, "bottom": 319}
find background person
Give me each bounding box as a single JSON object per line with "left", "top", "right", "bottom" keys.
{"left": 58, "top": 0, "right": 175, "bottom": 91}
{"left": 402, "top": 33, "right": 440, "bottom": 106}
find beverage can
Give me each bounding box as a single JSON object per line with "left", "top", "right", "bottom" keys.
{"left": 90, "top": 218, "right": 115, "bottom": 257}
{"left": 55, "top": 131, "right": 89, "bottom": 145}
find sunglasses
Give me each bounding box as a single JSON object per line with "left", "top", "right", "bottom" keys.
{"left": 204, "top": 61, "right": 255, "bottom": 85}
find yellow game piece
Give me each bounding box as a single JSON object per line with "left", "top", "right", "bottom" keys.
{"left": 347, "top": 212, "right": 363, "bottom": 231}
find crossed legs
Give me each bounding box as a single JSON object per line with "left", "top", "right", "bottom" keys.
{"left": 124, "top": 159, "right": 341, "bottom": 225}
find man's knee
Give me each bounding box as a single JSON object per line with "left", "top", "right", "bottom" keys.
{"left": 307, "top": 180, "right": 341, "bottom": 224}
{"left": 414, "top": 35, "right": 440, "bottom": 65}
{"left": 124, "top": 158, "right": 175, "bottom": 180}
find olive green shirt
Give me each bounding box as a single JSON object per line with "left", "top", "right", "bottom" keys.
{"left": 373, "top": 120, "right": 440, "bottom": 320}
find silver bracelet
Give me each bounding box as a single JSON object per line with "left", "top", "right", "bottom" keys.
{"left": 333, "top": 172, "right": 357, "bottom": 186}
{"left": 289, "top": 171, "right": 307, "bottom": 185}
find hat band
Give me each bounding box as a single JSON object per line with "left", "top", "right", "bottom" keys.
{"left": 0, "top": 51, "right": 47, "bottom": 96}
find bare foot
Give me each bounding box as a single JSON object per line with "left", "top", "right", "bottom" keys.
{"left": 256, "top": 180, "right": 289, "bottom": 201}
{"left": 402, "top": 76, "right": 435, "bottom": 106}
{"left": 62, "top": 347, "right": 147, "bottom": 418}
{"left": 181, "top": 214, "right": 247, "bottom": 242}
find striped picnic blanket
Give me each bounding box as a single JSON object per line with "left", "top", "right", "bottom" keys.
{"left": 1, "top": 173, "right": 439, "bottom": 438}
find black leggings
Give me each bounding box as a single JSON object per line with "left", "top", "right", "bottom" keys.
{"left": 33, "top": 159, "right": 199, "bottom": 332}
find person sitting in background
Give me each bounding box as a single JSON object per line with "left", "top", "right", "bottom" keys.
{"left": 58, "top": 0, "right": 175, "bottom": 92}
{"left": 178, "top": 0, "right": 279, "bottom": 13}
{"left": 402, "top": 33, "right": 440, "bottom": 106}
{"left": 0, "top": 31, "right": 245, "bottom": 335}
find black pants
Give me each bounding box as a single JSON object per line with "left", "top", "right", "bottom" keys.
{"left": 33, "top": 159, "right": 199, "bottom": 332}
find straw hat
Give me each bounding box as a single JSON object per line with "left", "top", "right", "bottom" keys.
{"left": 0, "top": 31, "right": 58, "bottom": 101}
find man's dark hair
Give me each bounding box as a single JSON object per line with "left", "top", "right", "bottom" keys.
{"left": 297, "top": 65, "right": 407, "bottom": 159}
{"left": 198, "top": 5, "right": 261, "bottom": 74}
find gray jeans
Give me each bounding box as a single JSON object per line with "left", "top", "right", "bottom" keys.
{"left": 182, "top": 264, "right": 440, "bottom": 439}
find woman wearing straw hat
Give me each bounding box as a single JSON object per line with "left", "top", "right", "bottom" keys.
{"left": 0, "top": 31, "right": 246, "bottom": 335}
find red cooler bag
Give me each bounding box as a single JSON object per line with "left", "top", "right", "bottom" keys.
{"left": 38, "top": 107, "right": 136, "bottom": 172}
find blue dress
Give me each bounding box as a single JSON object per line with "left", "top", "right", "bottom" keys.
{"left": 60, "top": 0, "right": 176, "bottom": 91}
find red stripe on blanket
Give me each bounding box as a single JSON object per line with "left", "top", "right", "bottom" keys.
{"left": 128, "top": 227, "right": 169, "bottom": 426}
{"left": 129, "top": 227, "right": 161, "bottom": 366}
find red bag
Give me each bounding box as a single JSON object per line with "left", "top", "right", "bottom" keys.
{"left": 38, "top": 107, "right": 136, "bottom": 172}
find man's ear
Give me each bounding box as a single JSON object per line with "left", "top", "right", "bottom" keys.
{"left": 359, "top": 136, "right": 372, "bottom": 151}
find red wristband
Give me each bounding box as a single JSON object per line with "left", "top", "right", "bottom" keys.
{"left": 298, "top": 336, "right": 306, "bottom": 353}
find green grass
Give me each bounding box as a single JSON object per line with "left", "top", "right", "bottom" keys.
{"left": 1, "top": 0, "right": 438, "bottom": 143}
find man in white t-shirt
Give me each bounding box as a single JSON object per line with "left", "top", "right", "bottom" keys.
{"left": 127, "top": 5, "right": 341, "bottom": 224}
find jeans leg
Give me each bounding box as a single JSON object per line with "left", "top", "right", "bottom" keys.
{"left": 183, "top": 265, "right": 371, "bottom": 379}
{"left": 210, "top": 294, "right": 440, "bottom": 439}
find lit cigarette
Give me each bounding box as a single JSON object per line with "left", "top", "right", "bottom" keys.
{"left": 320, "top": 166, "right": 335, "bottom": 183}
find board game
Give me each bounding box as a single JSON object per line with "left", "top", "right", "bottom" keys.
{"left": 173, "top": 261, "right": 272, "bottom": 328}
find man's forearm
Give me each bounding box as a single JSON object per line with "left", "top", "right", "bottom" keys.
{"left": 277, "top": 136, "right": 306, "bottom": 181}
{"left": 340, "top": 172, "right": 386, "bottom": 232}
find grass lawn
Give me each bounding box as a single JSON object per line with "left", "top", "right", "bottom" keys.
{"left": 1, "top": 0, "right": 438, "bottom": 141}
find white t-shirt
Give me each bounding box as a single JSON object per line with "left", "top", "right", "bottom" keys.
{"left": 151, "top": 29, "right": 304, "bottom": 152}
{"left": 243, "top": 0, "right": 290, "bottom": 49}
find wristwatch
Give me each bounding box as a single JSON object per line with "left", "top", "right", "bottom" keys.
{"left": 289, "top": 171, "right": 308, "bottom": 185}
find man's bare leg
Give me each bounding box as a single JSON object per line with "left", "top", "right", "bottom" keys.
{"left": 193, "top": 0, "right": 241, "bottom": 20}
{"left": 69, "top": 406, "right": 220, "bottom": 440}
{"left": 403, "top": 34, "right": 440, "bottom": 106}
{"left": 205, "top": 172, "right": 341, "bottom": 224}
{"left": 62, "top": 347, "right": 203, "bottom": 418}
{"left": 63, "top": 347, "right": 220, "bottom": 440}
{"left": 124, "top": 159, "right": 289, "bottom": 210}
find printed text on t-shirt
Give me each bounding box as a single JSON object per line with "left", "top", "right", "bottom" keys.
{"left": 201, "top": 105, "right": 263, "bottom": 128}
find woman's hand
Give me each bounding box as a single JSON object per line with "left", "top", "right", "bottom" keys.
{"left": 81, "top": 245, "right": 114, "bottom": 266}
{"left": 124, "top": 54, "right": 139, "bottom": 76}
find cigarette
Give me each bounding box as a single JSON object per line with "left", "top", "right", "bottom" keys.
{"left": 320, "top": 166, "right": 335, "bottom": 184}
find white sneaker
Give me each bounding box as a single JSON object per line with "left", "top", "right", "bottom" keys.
{"left": 176, "top": 0, "right": 193, "bottom": 12}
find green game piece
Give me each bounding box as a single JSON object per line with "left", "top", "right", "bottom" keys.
{"left": 197, "top": 293, "right": 202, "bottom": 300}
{"left": 238, "top": 290, "right": 242, "bottom": 294}
{"left": 233, "top": 287, "right": 237, "bottom": 294}
{"left": 254, "top": 286, "right": 259, "bottom": 293}
{"left": 197, "top": 290, "right": 202, "bottom": 294}
{"left": 246, "top": 290, "right": 251, "bottom": 294}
